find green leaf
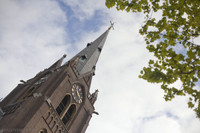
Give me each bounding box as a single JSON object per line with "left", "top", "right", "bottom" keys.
{"left": 188, "top": 101, "right": 194, "bottom": 108}
{"left": 106, "top": 0, "right": 200, "bottom": 119}
{"left": 187, "top": 50, "right": 196, "bottom": 59}
{"left": 149, "top": 60, "right": 154, "bottom": 64}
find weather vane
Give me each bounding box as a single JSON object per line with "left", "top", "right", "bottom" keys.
{"left": 109, "top": 21, "right": 115, "bottom": 30}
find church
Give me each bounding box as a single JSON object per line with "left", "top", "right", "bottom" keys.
{"left": 0, "top": 26, "right": 111, "bottom": 133}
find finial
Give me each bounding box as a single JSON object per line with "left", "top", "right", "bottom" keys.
{"left": 63, "top": 54, "right": 67, "bottom": 58}
{"left": 108, "top": 21, "right": 115, "bottom": 30}
{"left": 89, "top": 89, "right": 99, "bottom": 105}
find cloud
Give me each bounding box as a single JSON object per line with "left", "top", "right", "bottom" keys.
{"left": 141, "top": 111, "right": 179, "bottom": 121}
{"left": 82, "top": 7, "right": 200, "bottom": 133}
{"left": 0, "top": 1, "right": 200, "bottom": 133}
{"left": 141, "top": 114, "right": 181, "bottom": 133}
{"left": 0, "top": 0, "right": 68, "bottom": 97}
{"left": 61, "top": 0, "right": 107, "bottom": 20}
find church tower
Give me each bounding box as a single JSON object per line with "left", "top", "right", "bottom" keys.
{"left": 0, "top": 26, "right": 111, "bottom": 133}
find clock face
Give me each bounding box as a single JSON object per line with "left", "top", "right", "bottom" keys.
{"left": 71, "top": 84, "right": 83, "bottom": 103}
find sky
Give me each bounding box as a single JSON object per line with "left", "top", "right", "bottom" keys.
{"left": 0, "top": 0, "right": 200, "bottom": 133}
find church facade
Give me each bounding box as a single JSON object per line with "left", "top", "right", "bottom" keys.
{"left": 0, "top": 27, "right": 110, "bottom": 133}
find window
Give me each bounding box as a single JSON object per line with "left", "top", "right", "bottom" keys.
{"left": 62, "top": 104, "right": 76, "bottom": 125}
{"left": 56, "top": 95, "right": 76, "bottom": 126}
{"left": 79, "top": 55, "right": 87, "bottom": 62}
{"left": 56, "top": 95, "right": 70, "bottom": 115}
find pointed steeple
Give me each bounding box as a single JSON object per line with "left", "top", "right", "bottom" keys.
{"left": 70, "top": 27, "right": 111, "bottom": 76}
{"left": 89, "top": 89, "right": 99, "bottom": 105}
{"left": 49, "top": 54, "right": 66, "bottom": 70}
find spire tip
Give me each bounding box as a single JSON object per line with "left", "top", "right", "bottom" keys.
{"left": 63, "top": 54, "right": 67, "bottom": 58}
{"left": 109, "top": 21, "right": 115, "bottom": 30}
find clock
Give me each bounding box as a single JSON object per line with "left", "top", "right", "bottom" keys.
{"left": 71, "top": 84, "right": 83, "bottom": 103}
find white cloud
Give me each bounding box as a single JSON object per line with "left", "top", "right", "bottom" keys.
{"left": 0, "top": 1, "right": 200, "bottom": 133}
{"left": 0, "top": 0, "right": 68, "bottom": 97}
{"left": 85, "top": 7, "right": 200, "bottom": 133}
{"left": 141, "top": 114, "right": 181, "bottom": 133}
{"left": 61, "top": 0, "right": 107, "bottom": 20}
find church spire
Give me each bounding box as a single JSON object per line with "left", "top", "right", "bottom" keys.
{"left": 71, "top": 27, "right": 111, "bottom": 77}
{"left": 49, "top": 54, "right": 66, "bottom": 70}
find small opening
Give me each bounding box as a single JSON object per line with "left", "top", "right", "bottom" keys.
{"left": 98, "top": 47, "right": 102, "bottom": 52}
{"left": 49, "top": 116, "right": 53, "bottom": 124}
{"left": 51, "top": 121, "right": 56, "bottom": 129}
{"left": 45, "top": 112, "right": 51, "bottom": 120}
{"left": 79, "top": 55, "right": 87, "bottom": 62}
{"left": 55, "top": 125, "right": 59, "bottom": 132}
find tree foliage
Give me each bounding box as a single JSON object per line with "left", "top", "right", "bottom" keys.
{"left": 106, "top": 0, "right": 200, "bottom": 118}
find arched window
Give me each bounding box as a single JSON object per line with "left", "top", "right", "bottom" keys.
{"left": 48, "top": 116, "right": 53, "bottom": 124}
{"left": 56, "top": 95, "right": 71, "bottom": 115}
{"left": 62, "top": 104, "right": 76, "bottom": 125}
{"left": 51, "top": 121, "right": 56, "bottom": 129}
{"left": 55, "top": 125, "right": 59, "bottom": 132}
{"left": 45, "top": 112, "right": 51, "bottom": 120}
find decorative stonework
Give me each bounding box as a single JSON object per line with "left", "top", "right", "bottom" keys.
{"left": 1, "top": 101, "right": 22, "bottom": 116}
{"left": 43, "top": 101, "right": 69, "bottom": 133}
